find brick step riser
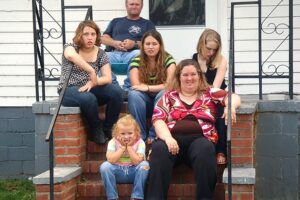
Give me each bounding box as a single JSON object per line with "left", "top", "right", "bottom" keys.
{"left": 82, "top": 164, "right": 226, "bottom": 184}
{"left": 77, "top": 182, "right": 225, "bottom": 199}
{"left": 86, "top": 145, "right": 254, "bottom": 167}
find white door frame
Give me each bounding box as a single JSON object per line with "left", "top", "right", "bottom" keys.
{"left": 141, "top": 0, "right": 228, "bottom": 62}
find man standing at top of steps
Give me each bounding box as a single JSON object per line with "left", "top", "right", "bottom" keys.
{"left": 101, "top": 0, "right": 156, "bottom": 90}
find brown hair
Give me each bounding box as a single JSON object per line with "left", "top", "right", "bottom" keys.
{"left": 139, "top": 30, "right": 167, "bottom": 85}
{"left": 112, "top": 114, "right": 141, "bottom": 139}
{"left": 196, "top": 28, "right": 222, "bottom": 69}
{"left": 167, "top": 59, "right": 208, "bottom": 94}
{"left": 72, "top": 20, "right": 101, "bottom": 47}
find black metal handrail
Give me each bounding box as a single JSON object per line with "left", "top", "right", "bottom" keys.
{"left": 32, "top": 1, "right": 93, "bottom": 199}
{"left": 32, "top": 0, "right": 93, "bottom": 102}
{"left": 230, "top": 0, "right": 294, "bottom": 99}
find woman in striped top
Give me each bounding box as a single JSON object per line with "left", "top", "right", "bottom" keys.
{"left": 127, "top": 30, "right": 176, "bottom": 142}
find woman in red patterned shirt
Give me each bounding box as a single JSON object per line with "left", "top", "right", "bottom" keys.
{"left": 146, "top": 59, "right": 241, "bottom": 200}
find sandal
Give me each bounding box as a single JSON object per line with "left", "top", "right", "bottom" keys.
{"left": 216, "top": 153, "right": 227, "bottom": 165}
{"left": 146, "top": 137, "right": 155, "bottom": 145}
{"left": 147, "top": 149, "right": 152, "bottom": 161}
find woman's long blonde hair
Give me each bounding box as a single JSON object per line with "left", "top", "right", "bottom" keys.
{"left": 196, "top": 28, "right": 222, "bottom": 69}
{"left": 112, "top": 114, "right": 141, "bottom": 139}
{"left": 167, "top": 59, "right": 208, "bottom": 94}
{"left": 139, "top": 30, "right": 167, "bottom": 85}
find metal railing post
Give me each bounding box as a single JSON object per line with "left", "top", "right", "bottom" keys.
{"left": 258, "top": 0, "right": 262, "bottom": 99}
{"left": 289, "top": 0, "right": 293, "bottom": 99}
{"left": 32, "top": 0, "right": 39, "bottom": 102}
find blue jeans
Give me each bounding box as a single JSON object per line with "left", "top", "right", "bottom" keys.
{"left": 106, "top": 50, "right": 140, "bottom": 90}
{"left": 128, "top": 90, "right": 164, "bottom": 140}
{"left": 100, "top": 161, "right": 149, "bottom": 200}
{"left": 61, "top": 84, "right": 123, "bottom": 134}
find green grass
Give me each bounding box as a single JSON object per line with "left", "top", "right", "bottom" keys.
{"left": 0, "top": 179, "right": 35, "bottom": 200}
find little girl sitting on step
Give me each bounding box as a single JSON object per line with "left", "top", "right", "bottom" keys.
{"left": 100, "top": 114, "right": 149, "bottom": 200}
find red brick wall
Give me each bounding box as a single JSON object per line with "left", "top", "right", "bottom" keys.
{"left": 231, "top": 113, "right": 256, "bottom": 167}
{"left": 54, "top": 114, "right": 87, "bottom": 166}
{"left": 35, "top": 176, "right": 80, "bottom": 200}
{"left": 36, "top": 107, "right": 256, "bottom": 200}
{"left": 225, "top": 113, "right": 256, "bottom": 200}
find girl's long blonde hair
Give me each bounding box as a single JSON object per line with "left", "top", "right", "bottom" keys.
{"left": 196, "top": 28, "right": 222, "bottom": 69}
{"left": 112, "top": 114, "right": 141, "bottom": 138}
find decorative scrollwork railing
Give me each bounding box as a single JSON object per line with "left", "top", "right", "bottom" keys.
{"left": 261, "top": 0, "right": 290, "bottom": 78}
{"left": 230, "top": 0, "right": 293, "bottom": 99}
{"left": 32, "top": 0, "right": 93, "bottom": 101}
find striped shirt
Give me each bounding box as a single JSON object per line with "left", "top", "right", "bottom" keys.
{"left": 129, "top": 54, "right": 176, "bottom": 84}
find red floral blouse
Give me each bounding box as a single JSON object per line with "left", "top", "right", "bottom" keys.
{"left": 152, "top": 88, "right": 228, "bottom": 143}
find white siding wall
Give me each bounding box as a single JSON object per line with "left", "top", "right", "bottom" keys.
{"left": 0, "top": 0, "right": 34, "bottom": 106}
{"left": 227, "top": 0, "right": 300, "bottom": 95}
{"left": 0, "top": 0, "right": 299, "bottom": 106}
{"left": 0, "top": 0, "right": 127, "bottom": 106}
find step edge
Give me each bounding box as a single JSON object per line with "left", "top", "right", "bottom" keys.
{"left": 222, "top": 167, "right": 255, "bottom": 184}
{"left": 33, "top": 166, "right": 82, "bottom": 184}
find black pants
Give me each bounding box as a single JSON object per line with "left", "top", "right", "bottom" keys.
{"left": 215, "top": 103, "right": 227, "bottom": 155}
{"left": 146, "top": 135, "right": 217, "bottom": 200}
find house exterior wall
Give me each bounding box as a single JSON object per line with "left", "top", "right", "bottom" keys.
{"left": 1, "top": 0, "right": 299, "bottom": 106}
{"left": 0, "top": 0, "right": 300, "bottom": 183}
{"left": 0, "top": 0, "right": 127, "bottom": 106}
{"left": 227, "top": 0, "right": 300, "bottom": 95}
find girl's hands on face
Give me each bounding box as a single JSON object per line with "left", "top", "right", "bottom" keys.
{"left": 116, "top": 135, "right": 126, "bottom": 146}
{"left": 126, "top": 134, "right": 137, "bottom": 146}
{"left": 116, "top": 125, "right": 137, "bottom": 147}
{"left": 116, "top": 133, "right": 136, "bottom": 147}
{"left": 121, "top": 137, "right": 130, "bottom": 146}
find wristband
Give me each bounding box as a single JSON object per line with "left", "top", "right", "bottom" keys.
{"left": 147, "top": 85, "right": 149, "bottom": 92}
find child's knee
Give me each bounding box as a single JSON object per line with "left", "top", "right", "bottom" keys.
{"left": 138, "top": 161, "right": 150, "bottom": 171}
{"left": 99, "top": 161, "right": 113, "bottom": 173}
